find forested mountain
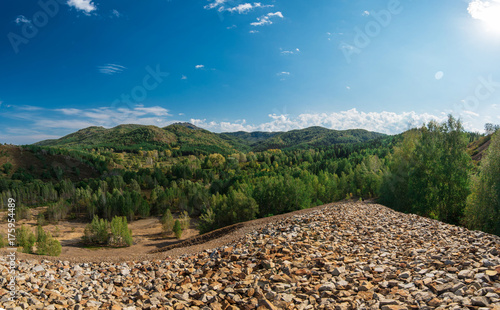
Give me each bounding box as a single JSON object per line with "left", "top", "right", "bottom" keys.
{"left": 250, "top": 127, "right": 386, "bottom": 151}
{"left": 2, "top": 117, "right": 499, "bottom": 244}
{"left": 35, "top": 123, "right": 386, "bottom": 154}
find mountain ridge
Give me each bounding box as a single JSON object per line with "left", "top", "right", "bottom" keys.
{"left": 34, "top": 123, "right": 388, "bottom": 153}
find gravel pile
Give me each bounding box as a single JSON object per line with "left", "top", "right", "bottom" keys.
{"left": 1, "top": 202, "right": 500, "bottom": 309}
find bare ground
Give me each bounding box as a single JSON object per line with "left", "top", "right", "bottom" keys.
{"left": 0, "top": 201, "right": 349, "bottom": 264}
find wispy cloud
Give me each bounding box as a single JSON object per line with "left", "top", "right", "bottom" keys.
{"left": 15, "top": 15, "right": 31, "bottom": 25}
{"left": 98, "top": 64, "right": 126, "bottom": 75}
{"left": 111, "top": 9, "right": 121, "bottom": 18}
{"left": 190, "top": 109, "right": 448, "bottom": 134}
{"left": 280, "top": 48, "right": 300, "bottom": 55}
{"left": 195, "top": 65, "right": 205, "bottom": 69}
{"left": 227, "top": 3, "right": 274, "bottom": 14}
{"left": 204, "top": 0, "right": 229, "bottom": 11}
{"left": 67, "top": 0, "right": 97, "bottom": 14}
{"left": 181, "top": 75, "right": 188, "bottom": 80}
{"left": 204, "top": 1, "right": 272, "bottom": 14}
{"left": 277, "top": 72, "right": 290, "bottom": 76}
{"left": 362, "top": 10, "right": 370, "bottom": 16}
{"left": 251, "top": 11, "right": 284, "bottom": 26}
{"left": 249, "top": 30, "right": 259, "bottom": 34}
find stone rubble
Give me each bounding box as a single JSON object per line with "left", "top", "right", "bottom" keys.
{"left": 1, "top": 202, "right": 500, "bottom": 309}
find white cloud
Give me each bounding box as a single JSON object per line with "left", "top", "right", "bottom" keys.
{"left": 227, "top": 3, "right": 273, "bottom": 14}
{"left": 36, "top": 120, "right": 98, "bottom": 129}
{"left": 181, "top": 75, "right": 188, "bottom": 80}
{"left": 67, "top": 0, "right": 97, "bottom": 14}
{"left": 362, "top": 10, "right": 370, "bottom": 16}
{"left": 55, "top": 108, "right": 82, "bottom": 115}
{"left": 98, "top": 64, "right": 126, "bottom": 75}
{"left": 190, "top": 109, "right": 448, "bottom": 135}
{"left": 462, "top": 110, "right": 480, "bottom": 117}
{"left": 204, "top": 0, "right": 229, "bottom": 10}
{"left": 468, "top": 0, "right": 500, "bottom": 32}
{"left": 15, "top": 15, "right": 31, "bottom": 25}
{"left": 38, "top": 105, "right": 172, "bottom": 129}
{"left": 111, "top": 9, "right": 121, "bottom": 18}
{"left": 346, "top": 86, "right": 351, "bottom": 90}
{"left": 195, "top": 65, "right": 205, "bottom": 69}
{"left": 251, "top": 11, "right": 284, "bottom": 26}
{"left": 280, "top": 48, "right": 300, "bottom": 55}
{"left": 227, "top": 25, "right": 237, "bottom": 29}
{"left": 249, "top": 30, "right": 259, "bottom": 34}
{"left": 277, "top": 72, "right": 290, "bottom": 76}
{"left": 205, "top": 1, "right": 273, "bottom": 14}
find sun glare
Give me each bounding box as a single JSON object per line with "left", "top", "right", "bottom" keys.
{"left": 468, "top": 0, "right": 500, "bottom": 34}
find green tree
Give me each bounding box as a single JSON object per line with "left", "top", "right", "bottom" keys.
{"left": 109, "top": 216, "right": 133, "bottom": 247}
{"left": 82, "top": 216, "right": 109, "bottom": 245}
{"left": 173, "top": 220, "right": 182, "bottom": 239}
{"left": 3, "top": 162, "right": 13, "bottom": 174}
{"left": 36, "top": 225, "right": 62, "bottom": 256}
{"left": 161, "top": 209, "right": 174, "bottom": 233}
{"left": 380, "top": 116, "right": 471, "bottom": 224}
{"left": 16, "top": 225, "right": 36, "bottom": 254}
{"left": 465, "top": 131, "right": 500, "bottom": 235}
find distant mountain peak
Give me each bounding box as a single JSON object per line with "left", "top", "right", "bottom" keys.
{"left": 167, "top": 122, "right": 203, "bottom": 130}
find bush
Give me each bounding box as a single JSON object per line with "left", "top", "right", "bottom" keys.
{"left": 3, "top": 162, "right": 13, "bottom": 174}
{"left": 15, "top": 206, "right": 32, "bottom": 221}
{"left": 82, "top": 216, "right": 109, "bottom": 245}
{"left": 16, "top": 225, "right": 36, "bottom": 254}
{"left": 83, "top": 215, "right": 133, "bottom": 247}
{"left": 198, "top": 207, "right": 216, "bottom": 234}
{"left": 179, "top": 211, "right": 190, "bottom": 230}
{"left": 35, "top": 225, "right": 61, "bottom": 256}
{"left": 161, "top": 209, "right": 174, "bottom": 233}
{"left": 37, "top": 212, "right": 47, "bottom": 226}
{"left": 173, "top": 220, "right": 182, "bottom": 239}
{"left": 109, "top": 216, "right": 133, "bottom": 247}
{"left": 0, "top": 234, "right": 6, "bottom": 248}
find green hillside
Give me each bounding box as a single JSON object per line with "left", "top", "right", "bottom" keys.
{"left": 35, "top": 123, "right": 246, "bottom": 155}
{"left": 250, "top": 126, "right": 386, "bottom": 151}
{"left": 34, "top": 123, "right": 386, "bottom": 153}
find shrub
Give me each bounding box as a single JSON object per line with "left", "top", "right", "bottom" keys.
{"left": 82, "top": 216, "right": 109, "bottom": 245}
{"left": 36, "top": 225, "right": 61, "bottom": 256}
{"left": 179, "top": 210, "right": 190, "bottom": 230}
{"left": 37, "top": 212, "right": 47, "bottom": 226}
{"left": 83, "top": 215, "right": 133, "bottom": 247}
{"left": 161, "top": 209, "right": 174, "bottom": 233}
{"left": 0, "top": 234, "right": 6, "bottom": 248}
{"left": 173, "top": 220, "right": 182, "bottom": 239}
{"left": 16, "top": 225, "right": 36, "bottom": 254}
{"left": 198, "top": 207, "right": 216, "bottom": 234}
{"left": 2, "top": 162, "right": 13, "bottom": 174}
{"left": 109, "top": 216, "right": 133, "bottom": 247}
{"left": 15, "top": 206, "right": 31, "bottom": 221}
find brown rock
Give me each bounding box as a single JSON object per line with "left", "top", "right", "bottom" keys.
{"left": 427, "top": 297, "right": 442, "bottom": 307}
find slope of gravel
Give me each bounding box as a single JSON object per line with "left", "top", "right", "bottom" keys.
{"left": 1, "top": 201, "right": 500, "bottom": 310}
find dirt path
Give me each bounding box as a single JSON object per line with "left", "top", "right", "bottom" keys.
{"left": 0, "top": 200, "right": 358, "bottom": 263}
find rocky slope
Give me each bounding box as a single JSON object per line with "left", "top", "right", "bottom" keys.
{"left": 1, "top": 202, "right": 500, "bottom": 310}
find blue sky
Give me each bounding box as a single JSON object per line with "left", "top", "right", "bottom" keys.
{"left": 1, "top": 0, "right": 500, "bottom": 144}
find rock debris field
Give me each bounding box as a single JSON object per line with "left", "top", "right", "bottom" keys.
{"left": 1, "top": 202, "right": 500, "bottom": 310}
